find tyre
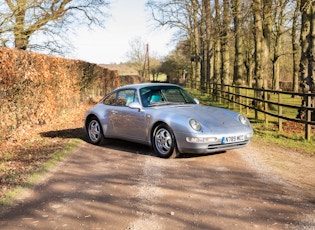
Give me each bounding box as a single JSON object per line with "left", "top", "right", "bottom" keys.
{"left": 152, "top": 123, "right": 179, "bottom": 158}
{"left": 87, "top": 117, "right": 103, "bottom": 145}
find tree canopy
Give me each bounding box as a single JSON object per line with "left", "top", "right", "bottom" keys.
{"left": 0, "top": 0, "right": 110, "bottom": 54}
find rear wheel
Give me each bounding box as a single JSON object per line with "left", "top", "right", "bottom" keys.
{"left": 87, "top": 117, "right": 103, "bottom": 145}
{"left": 152, "top": 123, "right": 179, "bottom": 158}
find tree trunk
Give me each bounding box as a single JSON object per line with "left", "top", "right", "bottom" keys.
{"left": 292, "top": 0, "right": 300, "bottom": 93}
{"left": 272, "top": 35, "right": 281, "bottom": 90}
{"left": 272, "top": 57, "right": 280, "bottom": 90}
{"left": 213, "top": 0, "right": 221, "bottom": 99}
{"left": 191, "top": 0, "right": 201, "bottom": 89}
{"left": 262, "top": 0, "right": 272, "bottom": 89}
{"left": 232, "top": 0, "right": 244, "bottom": 86}
{"left": 202, "top": 0, "right": 212, "bottom": 92}
{"left": 221, "top": 0, "right": 230, "bottom": 91}
{"left": 252, "top": 0, "right": 264, "bottom": 89}
{"left": 271, "top": 0, "right": 288, "bottom": 91}
{"left": 298, "top": 0, "right": 315, "bottom": 121}
{"left": 299, "top": 0, "right": 310, "bottom": 86}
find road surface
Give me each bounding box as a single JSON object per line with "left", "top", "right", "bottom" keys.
{"left": 0, "top": 140, "right": 314, "bottom": 229}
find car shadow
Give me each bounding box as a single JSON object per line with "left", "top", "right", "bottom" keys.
{"left": 40, "top": 128, "right": 155, "bottom": 157}
{"left": 40, "top": 128, "right": 225, "bottom": 159}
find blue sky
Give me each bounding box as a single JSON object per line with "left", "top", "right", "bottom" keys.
{"left": 70, "top": 0, "right": 175, "bottom": 64}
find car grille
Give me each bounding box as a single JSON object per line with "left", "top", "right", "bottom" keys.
{"left": 207, "top": 141, "right": 248, "bottom": 150}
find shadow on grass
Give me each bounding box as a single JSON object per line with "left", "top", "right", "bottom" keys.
{"left": 40, "top": 128, "right": 86, "bottom": 140}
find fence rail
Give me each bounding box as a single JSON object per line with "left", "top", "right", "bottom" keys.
{"left": 187, "top": 81, "right": 315, "bottom": 140}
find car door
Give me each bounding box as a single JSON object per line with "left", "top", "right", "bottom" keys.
{"left": 101, "top": 92, "right": 118, "bottom": 136}
{"left": 110, "top": 89, "right": 147, "bottom": 142}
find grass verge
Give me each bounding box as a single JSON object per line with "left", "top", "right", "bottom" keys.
{"left": 0, "top": 139, "right": 82, "bottom": 208}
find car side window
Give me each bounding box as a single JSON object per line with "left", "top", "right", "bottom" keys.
{"left": 103, "top": 89, "right": 139, "bottom": 106}
{"left": 117, "top": 89, "right": 138, "bottom": 106}
{"left": 103, "top": 92, "right": 117, "bottom": 105}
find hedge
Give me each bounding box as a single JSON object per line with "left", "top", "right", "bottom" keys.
{"left": 0, "top": 47, "right": 120, "bottom": 139}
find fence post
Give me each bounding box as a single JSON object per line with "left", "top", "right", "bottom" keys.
{"left": 232, "top": 86, "right": 235, "bottom": 110}
{"left": 254, "top": 88, "right": 258, "bottom": 120}
{"left": 264, "top": 90, "right": 268, "bottom": 126}
{"left": 246, "top": 88, "right": 249, "bottom": 115}
{"left": 226, "top": 86, "right": 233, "bottom": 109}
{"left": 305, "top": 92, "right": 311, "bottom": 141}
{"left": 219, "top": 84, "right": 222, "bottom": 104}
{"left": 278, "top": 90, "right": 283, "bottom": 132}
{"left": 239, "top": 87, "right": 242, "bottom": 113}
{"left": 227, "top": 85, "right": 230, "bottom": 108}
{"left": 207, "top": 81, "right": 210, "bottom": 94}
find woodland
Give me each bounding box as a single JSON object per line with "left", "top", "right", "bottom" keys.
{"left": 145, "top": 0, "right": 315, "bottom": 120}
{"left": 147, "top": 1, "right": 311, "bottom": 91}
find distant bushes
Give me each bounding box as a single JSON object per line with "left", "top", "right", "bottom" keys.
{"left": 0, "top": 47, "right": 120, "bottom": 139}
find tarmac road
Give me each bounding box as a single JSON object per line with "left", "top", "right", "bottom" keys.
{"left": 0, "top": 140, "right": 314, "bottom": 229}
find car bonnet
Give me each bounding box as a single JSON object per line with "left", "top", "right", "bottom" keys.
{"left": 151, "top": 104, "right": 243, "bottom": 128}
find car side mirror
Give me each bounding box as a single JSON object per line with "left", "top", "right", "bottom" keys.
{"left": 129, "top": 102, "right": 143, "bottom": 111}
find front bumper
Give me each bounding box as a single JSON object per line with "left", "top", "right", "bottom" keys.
{"left": 175, "top": 131, "right": 253, "bottom": 154}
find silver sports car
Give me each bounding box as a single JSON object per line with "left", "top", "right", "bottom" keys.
{"left": 84, "top": 83, "right": 253, "bottom": 158}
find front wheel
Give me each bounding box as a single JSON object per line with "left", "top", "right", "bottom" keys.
{"left": 87, "top": 117, "right": 103, "bottom": 145}
{"left": 152, "top": 124, "right": 179, "bottom": 158}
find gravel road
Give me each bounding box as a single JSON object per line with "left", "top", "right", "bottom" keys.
{"left": 0, "top": 139, "right": 314, "bottom": 229}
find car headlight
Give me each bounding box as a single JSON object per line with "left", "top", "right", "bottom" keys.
{"left": 238, "top": 114, "right": 250, "bottom": 126}
{"left": 189, "top": 119, "right": 201, "bottom": 131}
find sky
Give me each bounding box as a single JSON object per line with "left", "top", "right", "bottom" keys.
{"left": 70, "top": 0, "right": 175, "bottom": 64}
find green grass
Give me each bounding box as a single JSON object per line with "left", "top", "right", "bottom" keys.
{"left": 252, "top": 123, "right": 315, "bottom": 155}
{"left": 188, "top": 89, "right": 315, "bottom": 156}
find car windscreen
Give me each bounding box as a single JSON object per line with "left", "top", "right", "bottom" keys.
{"left": 140, "top": 85, "right": 196, "bottom": 107}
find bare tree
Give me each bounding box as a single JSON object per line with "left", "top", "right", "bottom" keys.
{"left": 147, "top": 0, "right": 303, "bottom": 95}
{"left": 292, "top": 0, "right": 301, "bottom": 93}
{"left": 252, "top": 0, "right": 265, "bottom": 89}
{"left": 150, "top": 57, "right": 162, "bottom": 81}
{"left": 268, "top": 0, "right": 292, "bottom": 90}
{"left": 297, "top": 0, "right": 315, "bottom": 120}
{"left": 146, "top": 0, "right": 202, "bottom": 88}
{"left": 232, "top": 0, "right": 244, "bottom": 86}
{"left": 221, "top": 0, "right": 231, "bottom": 88}
{"left": 213, "top": 0, "right": 221, "bottom": 88}
{"left": 299, "top": 0, "right": 315, "bottom": 93}
{"left": 126, "top": 37, "right": 147, "bottom": 76}
{"left": 0, "top": 0, "right": 110, "bottom": 54}
{"left": 190, "top": 0, "right": 201, "bottom": 88}
{"left": 202, "top": 0, "right": 212, "bottom": 89}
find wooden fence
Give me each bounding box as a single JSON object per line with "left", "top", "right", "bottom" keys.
{"left": 187, "top": 81, "right": 315, "bottom": 140}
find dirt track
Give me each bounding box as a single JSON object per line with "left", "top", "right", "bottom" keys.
{"left": 0, "top": 139, "right": 314, "bottom": 229}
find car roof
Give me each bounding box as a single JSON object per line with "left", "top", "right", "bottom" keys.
{"left": 116, "top": 82, "right": 182, "bottom": 91}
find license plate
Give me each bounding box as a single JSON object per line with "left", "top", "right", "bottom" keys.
{"left": 222, "top": 135, "right": 245, "bottom": 144}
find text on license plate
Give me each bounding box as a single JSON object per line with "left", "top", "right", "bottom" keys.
{"left": 222, "top": 135, "right": 245, "bottom": 144}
